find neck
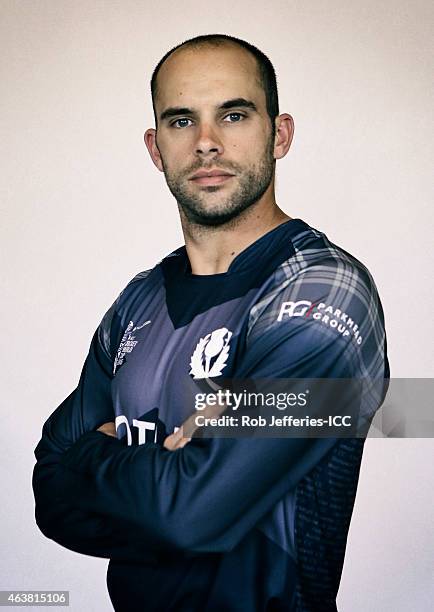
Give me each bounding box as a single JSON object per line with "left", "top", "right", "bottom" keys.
{"left": 179, "top": 188, "right": 291, "bottom": 275}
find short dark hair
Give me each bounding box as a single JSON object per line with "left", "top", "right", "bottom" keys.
{"left": 150, "top": 34, "right": 279, "bottom": 134}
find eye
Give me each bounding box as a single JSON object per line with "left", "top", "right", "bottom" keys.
{"left": 171, "top": 118, "right": 193, "bottom": 129}
{"left": 223, "top": 112, "right": 245, "bottom": 123}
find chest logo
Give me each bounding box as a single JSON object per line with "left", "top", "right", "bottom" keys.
{"left": 189, "top": 327, "right": 233, "bottom": 379}
{"left": 113, "top": 319, "right": 151, "bottom": 375}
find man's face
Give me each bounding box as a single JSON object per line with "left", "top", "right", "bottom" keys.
{"left": 148, "top": 44, "right": 276, "bottom": 227}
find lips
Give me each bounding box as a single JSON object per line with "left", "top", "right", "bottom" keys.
{"left": 189, "top": 169, "right": 235, "bottom": 186}
{"left": 190, "top": 169, "right": 234, "bottom": 179}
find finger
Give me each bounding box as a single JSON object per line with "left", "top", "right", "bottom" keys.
{"left": 163, "top": 429, "right": 183, "bottom": 450}
{"left": 177, "top": 437, "right": 191, "bottom": 448}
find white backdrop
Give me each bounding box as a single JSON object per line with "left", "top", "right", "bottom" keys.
{"left": 1, "top": 1, "right": 433, "bottom": 610}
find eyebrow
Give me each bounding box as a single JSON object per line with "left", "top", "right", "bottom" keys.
{"left": 159, "top": 98, "right": 258, "bottom": 122}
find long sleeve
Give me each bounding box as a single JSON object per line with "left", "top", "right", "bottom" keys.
{"left": 32, "top": 298, "right": 160, "bottom": 561}
{"left": 50, "top": 262, "right": 389, "bottom": 555}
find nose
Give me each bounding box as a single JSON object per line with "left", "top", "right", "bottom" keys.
{"left": 194, "top": 122, "right": 224, "bottom": 158}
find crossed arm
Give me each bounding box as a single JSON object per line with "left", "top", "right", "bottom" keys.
{"left": 97, "top": 416, "right": 190, "bottom": 450}
{"left": 33, "top": 273, "right": 386, "bottom": 560}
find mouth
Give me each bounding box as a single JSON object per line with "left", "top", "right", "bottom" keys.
{"left": 189, "top": 170, "right": 235, "bottom": 187}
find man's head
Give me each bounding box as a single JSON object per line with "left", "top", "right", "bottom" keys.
{"left": 144, "top": 35, "right": 293, "bottom": 227}
{"left": 151, "top": 35, "right": 279, "bottom": 137}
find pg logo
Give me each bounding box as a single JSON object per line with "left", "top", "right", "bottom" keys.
{"left": 277, "top": 300, "right": 312, "bottom": 321}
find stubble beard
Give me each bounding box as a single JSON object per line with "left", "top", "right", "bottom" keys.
{"left": 161, "top": 134, "right": 276, "bottom": 227}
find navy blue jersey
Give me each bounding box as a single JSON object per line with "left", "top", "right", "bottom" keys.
{"left": 33, "top": 219, "right": 389, "bottom": 611}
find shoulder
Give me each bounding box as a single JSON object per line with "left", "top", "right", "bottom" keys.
{"left": 250, "top": 223, "right": 383, "bottom": 333}
{"left": 110, "top": 244, "right": 185, "bottom": 312}
{"left": 95, "top": 270, "right": 153, "bottom": 363}
{"left": 246, "top": 223, "right": 387, "bottom": 376}
{"left": 96, "top": 246, "right": 183, "bottom": 359}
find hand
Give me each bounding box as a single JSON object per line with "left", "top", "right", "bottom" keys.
{"left": 97, "top": 421, "right": 117, "bottom": 437}
{"left": 163, "top": 394, "right": 229, "bottom": 451}
{"left": 163, "top": 427, "right": 191, "bottom": 451}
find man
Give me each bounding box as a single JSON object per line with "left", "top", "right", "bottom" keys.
{"left": 33, "top": 34, "right": 389, "bottom": 611}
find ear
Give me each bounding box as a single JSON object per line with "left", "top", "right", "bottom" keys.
{"left": 144, "top": 128, "right": 164, "bottom": 172}
{"left": 273, "top": 114, "right": 294, "bottom": 160}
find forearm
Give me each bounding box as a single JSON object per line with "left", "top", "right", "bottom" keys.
{"left": 57, "top": 430, "right": 338, "bottom": 553}
{"left": 33, "top": 445, "right": 165, "bottom": 561}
